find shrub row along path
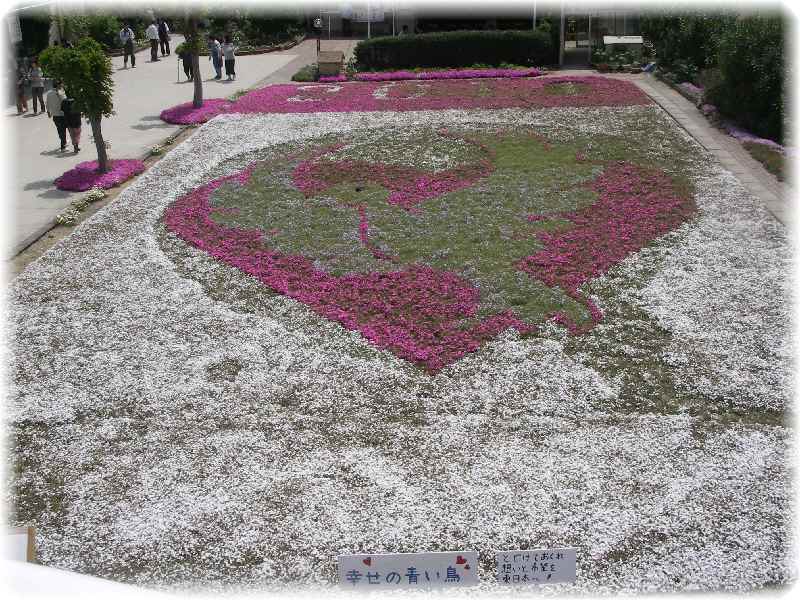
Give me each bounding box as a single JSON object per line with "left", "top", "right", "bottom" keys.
{"left": 5, "top": 38, "right": 358, "bottom": 258}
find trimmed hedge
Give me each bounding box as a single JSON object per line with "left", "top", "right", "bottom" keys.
{"left": 709, "top": 15, "right": 785, "bottom": 143}
{"left": 354, "top": 30, "right": 554, "bottom": 70}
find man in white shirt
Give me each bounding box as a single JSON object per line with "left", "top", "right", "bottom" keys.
{"left": 45, "top": 80, "right": 67, "bottom": 151}
{"left": 119, "top": 24, "right": 136, "bottom": 68}
{"left": 146, "top": 21, "right": 160, "bottom": 62}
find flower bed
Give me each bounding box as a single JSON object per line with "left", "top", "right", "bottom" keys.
{"left": 8, "top": 100, "right": 792, "bottom": 596}
{"left": 160, "top": 76, "right": 652, "bottom": 124}
{"left": 348, "top": 67, "right": 543, "bottom": 82}
{"left": 54, "top": 159, "right": 145, "bottom": 192}
{"left": 159, "top": 98, "right": 234, "bottom": 125}
{"left": 164, "top": 124, "right": 696, "bottom": 372}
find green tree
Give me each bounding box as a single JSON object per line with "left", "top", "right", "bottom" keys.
{"left": 40, "top": 38, "right": 114, "bottom": 173}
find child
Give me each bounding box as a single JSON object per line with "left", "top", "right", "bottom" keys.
{"left": 222, "top": 35, "right": 237, "bottom": 81}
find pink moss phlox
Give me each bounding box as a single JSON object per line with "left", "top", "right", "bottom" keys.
{"left": 54, "top": 159, "right": 145, "bottom": 192}
{"left": 165, "top": 156, "right": 693, "bottom": 371}
{"left": 519, "top": 162, "right": 696, "bottom": 330}
{"left": 353, "top": 68, "right": 543, "bottom": 82}
{"left": 318, "top": 75, "right": 348, "bottom": 82}
{"left": 231, "top": 76, "right": 651, "bottom": 115}
{"left": 292, "top": 132, "right": 495, "bottom": 210}
{"left": 722, "top": 121, "right": 786, "bottom": 153}
{"left": 159, "top": 98, "right": 234, "bottom": 124}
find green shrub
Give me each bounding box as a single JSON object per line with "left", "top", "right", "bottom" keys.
{"left": 641, "top": 12, "right": 733, "bottom": 74}
{"left": 85, "top": 15, "right": 123, "bottom": 50}
{"left": 291, "top": 64, "right": 318, "bottom": 82}
{"left": 709, "top": 15, "right": 785, "bottom": 142}
{"left": 354, "top": 29, "right": 554, "bottom": 70}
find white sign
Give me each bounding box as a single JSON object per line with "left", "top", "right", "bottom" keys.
{"left": 495, "top": 548, "right": 577, "bottom": 585}
{"left": 338, "top": 551, "right": 479, "bottom": 589}
{"left": 603, "top": 35, "right": 644, "bottom": 46}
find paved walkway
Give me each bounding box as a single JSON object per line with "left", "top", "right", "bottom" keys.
{"left": 634, "top": 75, "right": 790, "bottom": 225}
{"left": 5, "top": 37, "right": 359, "bottom": 258}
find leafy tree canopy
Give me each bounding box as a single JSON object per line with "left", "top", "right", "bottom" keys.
{"left": 39, "top": 38, "right": 114, "bottom": 120}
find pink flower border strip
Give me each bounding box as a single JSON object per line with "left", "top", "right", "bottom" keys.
{"left": 160, "top": 76, "right": 653, "bottom": 124}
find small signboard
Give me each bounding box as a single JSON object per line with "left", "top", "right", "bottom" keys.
{"left": 338, "top": 551, "right": 479, "bottom": 589}
{"left": 5, "top": 526, "right": 37, "bottom": 563}
{"left": 495, "top": 548, "right": 576, "bottom": 585}
{"left": 603, "top": 35, "right": 644, "bottom": 46}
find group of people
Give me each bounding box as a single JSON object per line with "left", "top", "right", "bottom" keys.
{"left": 15, "top": 59, "right": 44, "bottom": 115}
{"left": 120, "top": 19, "right": 171, "bottom": 68}
{"left": 119, "top": 21, "right": 238, "bottom": 82}
{"left": 177, "top": 34, "right": 237, "bottom": 82}
{"left": 206, "top": 35, "right": 238, "bottom": 81}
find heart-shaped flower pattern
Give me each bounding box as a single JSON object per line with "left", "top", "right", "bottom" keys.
{"left": 164, "top": 127, "right": 695, "bottom": 372}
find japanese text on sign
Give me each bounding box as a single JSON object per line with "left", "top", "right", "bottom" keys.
{"left": 495, "top": 548, "right": 577, "bottom": 585}
{"left": 338, "top": 551, "right": 479, "bottom": 589}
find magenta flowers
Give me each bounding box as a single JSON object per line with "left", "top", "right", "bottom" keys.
{"left": 164, "top": 154, "right": 694, "bottom": 372}
{"left": 160, "top": 76, "right": 652, "bottom": 124}
{"left": 159, "top": 98, "right": 234, "bottom": 125}
{"left": 54, "top": 159, "right": 146, "bottom": 192}
{"left": 519, "top": 163, "right": 696, "bottom": 333}
{"left": 352, "top": 67, "right": 543, "bottom": 82}
{"left": 292, "top": 133, "right": 494, "bottom": 210}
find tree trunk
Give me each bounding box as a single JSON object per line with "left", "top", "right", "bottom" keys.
{"left": 187, "top": 16, "right": 204, "bottom": 109}
{"left": 89, "top": 117, "right": 110, "bottom": 173}
{"left": 192, "top": 53, "right": 203, "bottom": 108}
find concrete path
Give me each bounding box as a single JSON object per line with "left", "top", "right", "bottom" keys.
{"left": 633, "top": 74, "right": 791, "bottom": 226}
{"left": 4, "top": 37, "right": 359, "bottom": 258}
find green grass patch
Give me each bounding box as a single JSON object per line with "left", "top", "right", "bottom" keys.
{"left": 742, "top": 142, "right": 785, "bottom": 181}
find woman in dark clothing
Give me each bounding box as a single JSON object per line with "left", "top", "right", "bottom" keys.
{"left": 61, "top": 96, "right": 82, "bottom": 153}
{"left": 177, "top": 45, "right": 194, "bottom": 81}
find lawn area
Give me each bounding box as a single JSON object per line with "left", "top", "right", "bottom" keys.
{"left": 742, "top": 141, "right": 786, "bottom": 182}
{"left": 7, "top": 76, "right": 792, "bottom": 594}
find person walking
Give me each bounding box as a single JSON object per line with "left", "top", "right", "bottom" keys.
{"left": 45, "top": 80, "right": 67, "bottom": 151}
{"left": 208, "top": 35, "right": 222, "bottom": 79}
{"left": 146, "top": 21, "right": 160, "bottom": 62}
{"left": 120, "top": 23, "right": 136, "bottom": 68}
{"left": 158, "top": 19, "right": 171, "bottom": 56}
{"left": 61, "top": 95, "right": 82, "bottom": 153}
{"left": 28, "top": 60, "right": 45, "bottom": 114}
{"left": 222, "top": 35, "right": 237, "bottom": 81}
{"left": 177, "top": 44, "right": 193, "bottom": 81}
{"left": 15, "top": 65, "right": 29, "bottom": 114}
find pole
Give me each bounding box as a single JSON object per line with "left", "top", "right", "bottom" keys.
{"left": 559, "top": 1, "right": 565, "bottom": 67}
{"left": 367, "top": 0, "right": 371, "bottom": 39}
{"left": 532, "top": 1, "right": 537, "bottom": 29}
{"left": 588, "top": 14, "right": 592, "bottom": 63}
